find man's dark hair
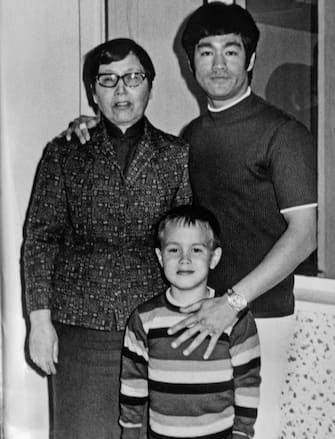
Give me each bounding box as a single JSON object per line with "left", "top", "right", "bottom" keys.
{"left": 156, "top": 204, "right": 221, "bottom": 249}
{"left": 83, "top": 38, "right": 156, "bottom": 112}
{"left": 181, "top": 2, "right": 260, "bottom": 72}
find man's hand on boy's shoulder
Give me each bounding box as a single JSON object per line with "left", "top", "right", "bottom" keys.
{"left": 58, "top": 114, "right": 100, "bottom": 144}
{"left": 168, "top": 294, "right": 239, "bottom": 359}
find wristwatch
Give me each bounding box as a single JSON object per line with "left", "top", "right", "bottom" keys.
{"left": 226, "top": 288, "right": 248, "bottom": 313}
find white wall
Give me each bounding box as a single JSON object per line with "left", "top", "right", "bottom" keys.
{"left": 0, "top": 1, "right": 104, "bottom": 437}
{"left": 107, "top": 0, "right": 203, "bottom": 136}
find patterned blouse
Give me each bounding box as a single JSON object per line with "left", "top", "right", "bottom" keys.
{"left": 23, "top": 118, "right": 192, "bottom": 331}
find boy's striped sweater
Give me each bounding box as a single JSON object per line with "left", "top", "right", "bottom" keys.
{"left": 119, "top": 289, "right": 261, "bottom": 439}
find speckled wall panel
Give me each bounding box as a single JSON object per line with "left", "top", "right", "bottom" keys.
{"left": 280, "top": 301, "right": 335, "bottom": 438}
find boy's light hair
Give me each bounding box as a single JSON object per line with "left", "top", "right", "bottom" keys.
{"left": 156, "top": 205, "right": 221, "bottom": 250}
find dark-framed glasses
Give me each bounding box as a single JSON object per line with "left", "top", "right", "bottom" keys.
{"left": 96, "top": 72, "right": 147, "bottom": 88}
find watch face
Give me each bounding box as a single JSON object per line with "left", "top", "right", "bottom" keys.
{"left": 228, "top": 292, "right": 247, "bottom": 311}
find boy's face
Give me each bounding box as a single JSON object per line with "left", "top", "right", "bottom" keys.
{"left": 155, "top": 221, "right": 221, "bottom": 294}
{"left": 193, "top": 34, "right": 255, "bottom": 109}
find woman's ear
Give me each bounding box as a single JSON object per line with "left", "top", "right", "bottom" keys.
{"left": 209, "top": 247, "right": 222, "bottom": 270}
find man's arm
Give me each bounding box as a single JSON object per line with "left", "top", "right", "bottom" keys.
{"left": 168, "top": 206, "right": 316, "bottom": 358}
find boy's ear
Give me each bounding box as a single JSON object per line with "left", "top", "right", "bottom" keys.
{"left": 209, "top": 247, "right": 222, "bottom": 270}
{"left": 155, "top": 248, "right": 163, "bottom": 268}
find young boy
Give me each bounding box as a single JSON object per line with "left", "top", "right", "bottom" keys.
{"left": 119, "top": 205, "right": 261, "bottom": 439}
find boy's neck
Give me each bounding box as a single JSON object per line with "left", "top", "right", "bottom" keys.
{"left": 167, "top": 285, "right": 213, "bottom": 307}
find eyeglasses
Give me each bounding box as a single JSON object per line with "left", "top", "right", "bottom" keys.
{"left": 95, "top": 72, "right": 147, "bottom": 88}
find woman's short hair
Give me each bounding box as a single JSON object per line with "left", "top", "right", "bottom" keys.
{"left": 83, "top": 38, "right": 155, "bottom": 111}
{"left": 182, "top": 2, "right": 260, "bottom": 71}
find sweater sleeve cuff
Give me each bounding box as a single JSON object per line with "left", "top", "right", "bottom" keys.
{"left": 232, "top": 430, "right": 252, "bottom": 439}
{"left": 121, "top": 426, "right": 141, "bottom": 439}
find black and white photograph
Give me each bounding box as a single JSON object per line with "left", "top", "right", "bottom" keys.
{"left": 1, "top": 1, "right": 334, "bottom": 439}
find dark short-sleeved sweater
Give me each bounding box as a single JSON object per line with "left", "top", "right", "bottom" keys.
{"left": 184, "top": 93, "right": 317, "bottom": 318}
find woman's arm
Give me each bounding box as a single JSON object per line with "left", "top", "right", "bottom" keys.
{"left": 29, "top": 309, "right": 58, "bottom": 375}
{"left": 23, "top": 141, "right": 68, "bottom": 373}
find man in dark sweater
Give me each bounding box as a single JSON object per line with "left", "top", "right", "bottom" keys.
{"left": 168, "top": 3, "right": 317, "bottom": 439}
{"left": 65, "top": 4, "right": 316, "bottom": 438}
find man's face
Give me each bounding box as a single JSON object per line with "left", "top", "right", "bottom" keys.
{"left": 93, "top": 52, "right": 152, "bottom": 132}
{"left": 193, "top": 34, "right": 255, "bottom": 109}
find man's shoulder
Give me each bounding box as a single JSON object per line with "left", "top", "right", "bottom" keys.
{"left": 181, "top": 114, "right": 207, "bottom": 142}
{"left": 251, "top": 93, "right": 309, "bottom": 129}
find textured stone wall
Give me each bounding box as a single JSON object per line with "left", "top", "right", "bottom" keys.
{"left": 280, "top": 301, "right": 335, "bottom": 439}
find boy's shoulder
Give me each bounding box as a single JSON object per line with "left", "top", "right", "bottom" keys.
{"left": 136, "top": 292, "right": 166, "bottom": 315}
{"left": 229, "top": 308, "right": 259, "bottom": 341}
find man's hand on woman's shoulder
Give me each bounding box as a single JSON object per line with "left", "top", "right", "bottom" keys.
{"left": 59, "top": 114, "right": 100, "bottom": 144}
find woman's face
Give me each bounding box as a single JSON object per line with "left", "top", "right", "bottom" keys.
{"left": 93, "top": 52, "right": 152, "bottom": 132}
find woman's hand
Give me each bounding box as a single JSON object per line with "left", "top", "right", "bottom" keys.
{"left": 168, "top": 295, "right": 238, "bottom": 359}
{"left": 29, "top": 309, "right": 58, "bottom": 375}
{"left": 62, "top": 114, "right": 100, "bottom": 144}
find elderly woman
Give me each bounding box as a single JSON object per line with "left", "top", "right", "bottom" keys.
{"left": 23, "top": 38, "right": 192, "bottom": 439}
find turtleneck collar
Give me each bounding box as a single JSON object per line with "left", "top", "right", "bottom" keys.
{"left": 208, "top": 87, "right": 251, "bottom": 113}
{"left": 103, "top": 115, "right": 145, "bottom": 140}
{"left": 207, "top": 91, "right": 256, "bottom": 125}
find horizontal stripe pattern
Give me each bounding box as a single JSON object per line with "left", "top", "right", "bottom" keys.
{"left": 119, "top": 420, "right": 142, "bottom": 429}
{"left": 120, "top": 379, "right": 148, "bottom": 398}
{"left": 149, "top": 407, "right": 234, "bottom": 437}
{"left": 150, "top": 406, "right": 234, "bottom": 427}
{"left": 120, "top": 292, "right": 260, "bottom": 438}
{"left": 148, "top": 358, "right": 233, "bottom": 383}
{"left": 230, "top": 335, "right": 260, "bottom": 366}
{"left": 148, "top": 426, "right": 233, "bottom": 439}
{"left": 235, "top": 387, "right": 260, "bottom": 408}
{"left": 124, "top": 326, "right": 149, "bottom": 362}
{"left": 148, "top": 379, "right": 234, "bottom": 394}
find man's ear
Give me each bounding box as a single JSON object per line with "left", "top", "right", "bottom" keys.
{"left": 155, "top": 248, "right": 163, "bottom": 268}
{"left": 247, "top": 52, "right": 256, "bottom": 72}
{"left": 187, "top": 58, "right": 195, "bottom": 74}
{"left": 209, "top": 247, "right": 222, "bottom": 270}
